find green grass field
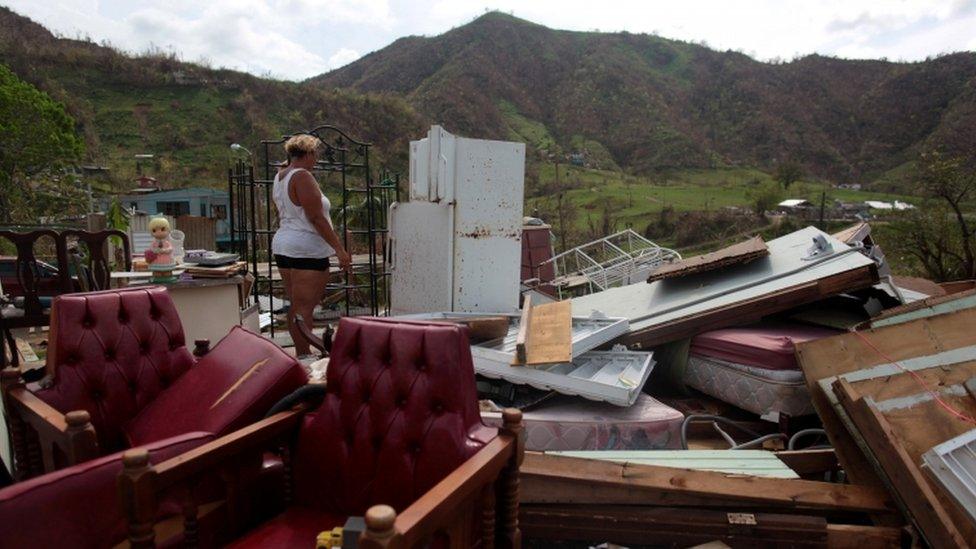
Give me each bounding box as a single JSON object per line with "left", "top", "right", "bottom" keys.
{"left": 525, "top": 164, "right": 915, "bottom": 242}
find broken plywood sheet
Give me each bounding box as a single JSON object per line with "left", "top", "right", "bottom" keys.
{"left": 859, "top": 288, "right": 976, "bottom": 330}
{"left": 573, "top": 226, "right": 878, "bottom": 348}
{"left": 646, "top": 236, "right": 768, "bottom": 283}
{"left": 796, "top": 306, "right": 976, "bottom": 490}
{"left": 513, "top": 297, "right": 572, "bottom": 366}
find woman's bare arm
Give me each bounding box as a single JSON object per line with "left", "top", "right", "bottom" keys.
{"left": 292, "top": 171, "right": 351, "bottom": 269}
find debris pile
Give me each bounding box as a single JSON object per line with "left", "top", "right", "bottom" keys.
{"left": 407, "top": 221, "right": 975, "bottom": 547}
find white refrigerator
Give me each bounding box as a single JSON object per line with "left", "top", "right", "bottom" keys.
{"left": 389, "top": 125, "right": 525, "bottom": 315}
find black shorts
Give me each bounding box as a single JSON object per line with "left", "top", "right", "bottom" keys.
{"left": 274, "top": 254, "right": 331, "bottom": 272}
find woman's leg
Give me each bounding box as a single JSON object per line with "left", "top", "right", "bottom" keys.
{"left": 288, "top": 267, "right": 330, "bottom": 356}
{"left": 279, "top": 266, "right": 297, "bottom": 351}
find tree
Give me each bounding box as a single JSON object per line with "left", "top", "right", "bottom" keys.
{"left": 749, "top": 181, "right": 783, "bottom": 217}
{"left": 773, "top": 161, "right": 802, "bottom": 190}
{"left": 0, "top": 64, "right": 84, "bottom": 223}
{"left": 910, "top": 150, "right": 975, "bottom": 279}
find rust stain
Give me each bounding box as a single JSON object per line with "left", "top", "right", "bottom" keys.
{"left": 211, "top": 358, "right": 269, "bottom": 409}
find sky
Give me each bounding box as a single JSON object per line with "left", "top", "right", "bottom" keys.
{"left": 5, "top": 0, "right": 976, "bottom": 81}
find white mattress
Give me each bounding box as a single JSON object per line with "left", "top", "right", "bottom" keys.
{"left": 685, "top": 355, "right": 815, "bottom": 417}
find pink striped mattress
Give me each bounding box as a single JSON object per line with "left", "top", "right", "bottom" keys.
{"left": 690, "top": 322, "right": 840, "bottom": 371}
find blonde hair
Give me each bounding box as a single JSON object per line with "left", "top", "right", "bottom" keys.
{"left": 284, "top": 134, "right": 320, "bottom": 160}
{"left": 148, "top": 217, "right": 170, "bottom": 231}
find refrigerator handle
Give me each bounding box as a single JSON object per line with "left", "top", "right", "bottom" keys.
{"left": 386, "top": 202, "right": 397, "bottom": 270}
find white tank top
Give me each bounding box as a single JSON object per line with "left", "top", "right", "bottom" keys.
{"left": 271, "top": 168, "right": 336, "bottom": 258}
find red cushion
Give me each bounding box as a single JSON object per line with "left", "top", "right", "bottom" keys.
{"left": 0, "top": 432, "right": 213, "bottom": 549}
{"left": 34, "top": 287, "right": 195, "bottom": 452}
{"left": 225, "top": 507, "right": 346, "bottom": 549}
{"left": 125, "top": 326, "right": 308, "bottom": 446}
{"left": 293, "top": 317, "right": 496, "bottom": 516}
{"left": 690, "top": 322, "right": 840, "bottom": 370}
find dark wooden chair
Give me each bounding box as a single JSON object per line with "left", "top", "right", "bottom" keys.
{"left": 293, "top": 313, "right": 332, "bottom": 358}
{"left": 118, "top": 317, "right": 525, "bottom": 548}
{"left": 0, "top": 229, "right": 132, "bottom": 368}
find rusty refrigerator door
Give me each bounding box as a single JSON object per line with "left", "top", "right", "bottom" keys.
{"left": 451, "top": 135, "right": 525, "bottom": 312}
{"left": 391, "top": 126, "right": 525, "bottom": 315}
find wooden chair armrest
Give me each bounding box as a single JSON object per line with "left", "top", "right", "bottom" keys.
{"left": 119, "top": 408, "right": 307, "bottom": 548}
{"left": 6, "top": 386, "right": 99, "bottom": 471}
{"left": 362, "top": 409, "right": 525, "bottom": 548}
{"left": 394, "top": 435, "right": 515, "bottom": 546}
{"left": 130, "top": 408, "right": 304, "bottom": 490}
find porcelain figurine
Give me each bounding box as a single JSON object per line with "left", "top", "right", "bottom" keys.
{"left": 146, "top": 216, "right": 177, "bottom": 282}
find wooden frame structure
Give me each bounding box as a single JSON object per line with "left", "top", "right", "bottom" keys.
{"left": 118, "top": 407, "right": 526, "bottom": 548}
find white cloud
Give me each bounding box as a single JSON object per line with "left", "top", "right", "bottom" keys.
{"left": 328, "top": 47, "right": 362, "bottom": 69}
{"left": 3, "top": 0, "right": 975, "bottom": 80}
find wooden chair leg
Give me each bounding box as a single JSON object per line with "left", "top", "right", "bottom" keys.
{"left": 119, "top": 449, "right": 159, "bottom": 549}
{"left": 500, "top": 409, "right": 524, "bottom": 549}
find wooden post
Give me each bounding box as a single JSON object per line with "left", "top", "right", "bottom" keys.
{"left": 1, "top": 368, "right": 29, "bottom": 479}
{"left": 500, "top": 408, "right": 524, "bottom": 549}
{"left": 193, "top": 339, "right": 211, "bottom": 358}
{"left": 119, "top": 449, "right": 158, "bottom": 549}
{"left": 360, "top": 504, "right": 398, "bottom": 549}
{"left": 64, "top": 410, "right": 99, "bottom": 465}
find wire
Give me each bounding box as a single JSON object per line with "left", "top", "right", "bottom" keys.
{"left": 679, "top": 414, "right": 762, "bottom": 450}
{"left": 852, "top": 330, "right": 976, "bottom": 425}
{"left": 788, "top": 428, "right": 828, "bottom": 450}
{"left": 731, "top": 433, "right": 787, "bottom": 450}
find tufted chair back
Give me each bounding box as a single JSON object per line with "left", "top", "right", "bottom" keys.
{"left": 293, "top": 317, "right": 496, "bottom": 516}
{"left": 34, "top": 287, "right": 195, "bottom": 453}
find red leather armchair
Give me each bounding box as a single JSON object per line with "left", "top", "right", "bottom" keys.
{"left": 1, "top": 286, "right": 308, "bottom": 478}
{"left": 118, "top": 317, "right": 525, "bottom": 548}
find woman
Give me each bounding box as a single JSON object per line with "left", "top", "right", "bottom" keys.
{"left": 272, "top": 134, "right": 351, "bottom": 358}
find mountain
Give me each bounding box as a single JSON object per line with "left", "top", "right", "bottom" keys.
{"left": 0, "top": 7, "right": 424, "bottom": 188}
{"left": 310, "top": 12, "right": 976, "bottom": 186}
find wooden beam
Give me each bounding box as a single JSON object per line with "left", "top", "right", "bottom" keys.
{"left": 521, "top": 505, "right": 830, "bottom": 547}
{"left": 514, "top": 294, "right": 531, "bottom": 363}
{"left": 775, "top": 449, "right": 839, "bottom": 476}
{"left": 832, "top": 378, "right": 969, "bottom": 548}
{"left": 825, "top": 524, "right": 903, "bottom": 549}
{"left": 521, "top": 453, "right": 895, "bottom": 514}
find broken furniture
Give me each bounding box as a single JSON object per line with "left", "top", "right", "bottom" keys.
{"left": 797, "top": 305, "right": 976, "bottom": 548}
{"left": 685, "top": 322, "right": 840, "bottom": 418}
{"left": 403, "top": 311, "right": 651, "bottom": 406}
{"left": 0, "top": 229, "right": 131, "bottom": 368}
{"left": 389, "top": 125, "right": 526, "bottom": 315}
{"left": 571, "top": 226, "right": 880, "bottom": 349}
{"left": 1, "top": 286, "right": 307, "bottom": 478}
{"left": 482, "top": 393, "right": 683, "bottom": 451}
{"left": 512, "top": 296, "right": 571, "bottom": 366}
{"left": 0, "top": 431, "right": 214, "bottom": 548}
{"left": 117, "top": 317, "right": 525, "bottom": 547}
{"left": 538, "top": 229, "right": 681, "bottom": 298}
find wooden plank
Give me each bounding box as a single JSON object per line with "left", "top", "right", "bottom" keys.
{"left": 521, "top": 452, "right": 895, "bottom": 514}
{"left": 512, "top": 299, "right": 571, "bottom": 366}
{"left": 832, "top": 378, "right": 970, "bottom": 548}
{"left": 521, "top": 505, "right": 830, "bottom": 547}
{"left": 775, "top": 449, "right": 839, "bottom": 476}
{"left": 824, "top": 524, "right": 902, "bottom": 548}
{"left": 646, "top": 236, "right": 769, "bottom": 282}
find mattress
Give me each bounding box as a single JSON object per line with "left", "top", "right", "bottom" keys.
{"left": 481, "top": 393, "right": 684, "bottom": 451}
{"left": 685, "top": 355, "right": 815, "bottom": 417}
{"left": 690, "top": 322, "right": 839, "bottom": 370}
